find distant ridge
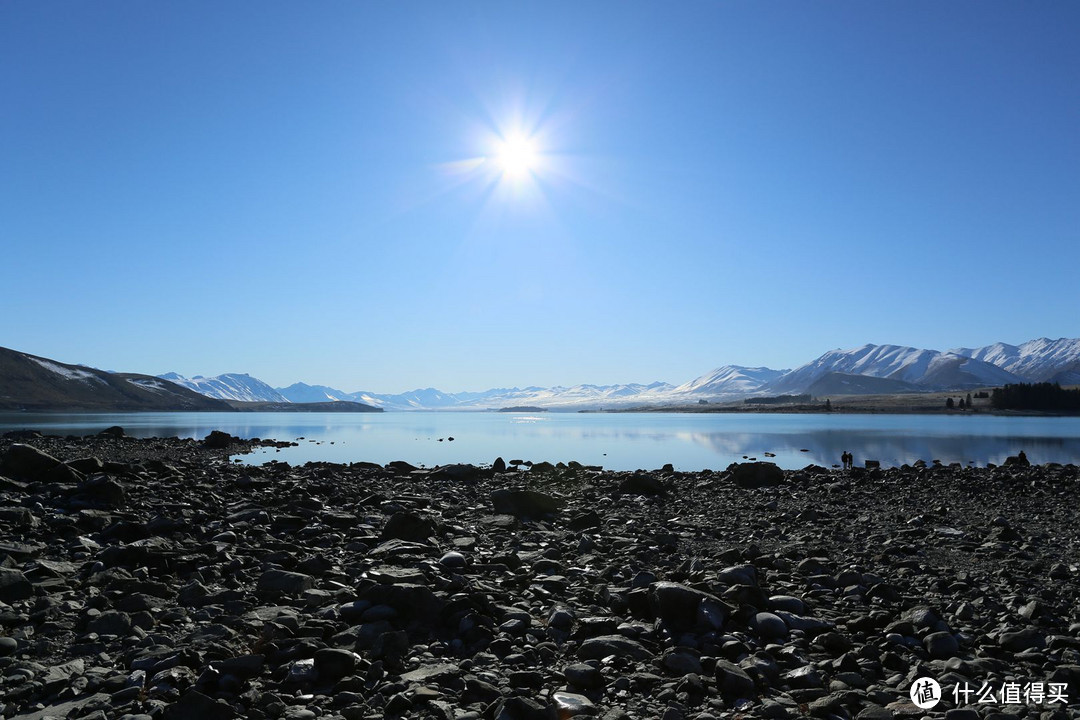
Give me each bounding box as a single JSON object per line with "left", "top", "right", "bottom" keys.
{"left": 0, "top": 347, "right": 230, "bottom": 412}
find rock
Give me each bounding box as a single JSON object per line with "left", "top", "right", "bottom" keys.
{"left": 619, "top": 472, "right": 667, "bottom": 495}
{"left": 0, "top": 636, "right": 18, "bottom": 656}
{"left": 257, "top": 569, "right": 315, "bottom": 596}
{"left": 438, "top": 551, "right": 467, "bottom": 568}
{"left": 945, "top": 710, "right": 979, "bottom": 720}
{"left": 577, "top": 635, "right": 653, "bottom": 661}
{"left": 714, "top": 659, "right": 755, "bottom": 697}
{"left": 433, "top": 463, "right": 482, "bottom": 481}
{"left": 730, "top": 461, "right": 785, "bottom": 488}
{"left": 551, "top": 692, "right": 597, "bottom": 717}
{"left": 490, "top": 488, "right": 564, "bottom": 519}
{"left": 163, "top": 689, "right": 237, "bottom": 720}
{"left": 0, "top": 567, "right": 33, "bottom": 602}
{"left": 314, "top": 648, "right": 356, "bottom": 682}
{"left": 651, "top": 581, "right": 728, "bottom": 632}
{"left": 381, "top": 511, "right": 436, "bottom": 541}
{"left": 1, "top": 443, "right": 60, "bottom": 479}
{"left": 212, "top": 654, "right": 265, "bottom": 679}
{"left": 76, "top": 474, "right": 126, "bottom": 506}
{"left": 924, "top": 630, "right": 959, "bottom": 659}
{"left": 662, "top": 649, "right": 703, "bottom": 675}
{"left": 753, "top": 611, "right": 789, "bottom": 639}
{"left": 86, "top": 610, "right": 133, "bottom": 636}
{"left": 202, "top": 430, "right": 238, "bottom": 449}
{"left": 769, "top": 595, "right": 806, "bottom": 614}
{"left": 98, "top": 425, "right": 127, "bottom": 437}
{"left": 564, "top": 663, "right": 604, "bottom": 690}
{"left": 568, "top": 510, "right": 602, "bottom": 530}
{"left": 999, "top": 627, "right": 1045, "bottom": 652}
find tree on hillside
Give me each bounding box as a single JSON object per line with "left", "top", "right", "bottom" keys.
{"left": 945, "top": 397, "right": 955, "bottom": 409}
{"left": 991, "top": 383, "right": 1080, "bottom": 411}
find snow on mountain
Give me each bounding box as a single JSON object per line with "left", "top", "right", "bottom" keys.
{"left": 159, "top": 372, "right": 289, "bottom": 403}
{"left": 672, "top": 366, "right": 788, "bottom": 397}
{"left": 276, "top": 382, "right": 350, "bottom": 403}
{"left": 768, "top": 344, "right": 1022, "bottom": 394}
{"left": 951, "top": 338, "right": 1080, "bottom": 383}
{"left": 28, "top": 357, "right": 107, "bottom": 385}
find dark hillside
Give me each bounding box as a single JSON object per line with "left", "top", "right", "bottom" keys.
{"left": 0, "top": 346, "right": 231, "bottom": 411}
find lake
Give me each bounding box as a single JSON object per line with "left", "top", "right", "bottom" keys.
{"left": 2, "top": 411, "right": 1079, "bottom": 471}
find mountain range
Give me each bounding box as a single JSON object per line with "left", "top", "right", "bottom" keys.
{"left": 0, "top": 346, "right": 230, "bottom": 412}
{"left": 158, "top": 336, "right": 1080, "bottom": 411}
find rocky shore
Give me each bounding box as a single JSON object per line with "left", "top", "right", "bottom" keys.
{"left": 1, "top": 431, "right": 1079, "bottom": 720}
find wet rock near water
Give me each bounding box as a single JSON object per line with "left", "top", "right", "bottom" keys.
{"left": 1, "top": 434, "right": 1080, "bottom": 719}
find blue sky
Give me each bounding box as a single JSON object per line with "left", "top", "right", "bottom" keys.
{"left": 2, "top": 2, "right": 1078, "bottom": 393}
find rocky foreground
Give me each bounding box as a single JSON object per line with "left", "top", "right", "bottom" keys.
{"left": 1, "top": 432, "right": 1080, "bottom": 720}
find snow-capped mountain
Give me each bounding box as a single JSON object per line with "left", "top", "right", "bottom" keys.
{"left": 162, "top": 336, "right": 1079, "bottom": 410}
{"left": 158, "top": 372, "right": 288, "bottom": 403}
{"left": 767, "top": 344, "right": 1023, "bottom": 394}
{"left": 277, "top": 382, "right": 350, "bottom": 403}
{"left": 671, "top": 365, "right": 788, "bottom": 398}
{"left": 951, "top": 338, "right": 1080, "bottom": 384}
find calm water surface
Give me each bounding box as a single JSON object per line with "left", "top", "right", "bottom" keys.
{"left": 2, "top": 411, "right": 1079, "bottom": 471}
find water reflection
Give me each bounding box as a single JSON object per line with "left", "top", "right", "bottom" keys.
{"left": 1, "top": 411, "right": 1078, "bottom": 471}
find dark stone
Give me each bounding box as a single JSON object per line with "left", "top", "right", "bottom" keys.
{"left": 98, "top": 425, "right": 127, "bottom": 438}
{"left": 490, "top": 488, "right": 564, "bottom": 519}
{"left": 203, "top": 430, "right": 238, "bottom": 449}
{"left": 730, "top": 462, "right": 785, "bottom": 488}
{"left": 433, "top": 463, "right": 482, "bottom": 481}
{"left": 714, "top": 659, "right": 755, "bottom": 697}
{"left": 924, "top": 631, "right": 959, "bottom": 659}
{"left": 565, "top": 663, "right": 604, "bottom": 690}
{"left": 1, "top": 443, "right": 60, "bottom": 480}
{"left": 999, "top": 627, "right": 1045, "bottom": 652}
{"left": 257, "top": 569, "right": 315, "bottom": 596}
{"left": 650, "top": 581, "right": 728, "bottom": 632}
{"left": 86, "top": 610, "right": 133, "bottom": 636}
{"left": 163, "top": 689, "right": 237, "bottom": 720}
{"left": 314, "top": 648, "right": 356, "bottom": 682}
{"left": 0, "top": 568, "right": 33, "bottom": 603}
{"left": 212, "top": 654, "right": 265, "bottom": 679}
{"left": 577, "top": 634, "right": 653, "bottom": 661}
{"left": 76, "top": 474, "right": 126, "bottom": 507}
{"left": 381, "top": 511, "right": 436, "bottom": 542}
{"left": 568, "top": 510, "right": 603, "bottom": 531}
{"left": 619, "top": 472, "right": 667, "bottom": 495}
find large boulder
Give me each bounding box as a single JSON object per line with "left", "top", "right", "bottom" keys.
{"left": 0, "top": 443, "right": 61, "bottom": 480}
{"left": 256, "top": 569, "right": 314, "bottom": 596}
{"left": 730, "top": 462, "right": 785, "bottom": 488}
{"left": 381, "top": 511, "right": 436, "bottom": 542}
{"left": 490, "top": 489, "right": 564, "bottom": 519}
{"left": 0, "top": 568, "right": 33, "bottom": 603}
{"left": 650, "top": 581, "right": 730, "bottom": 632}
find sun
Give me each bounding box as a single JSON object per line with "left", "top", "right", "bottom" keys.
{"left": 495, "top": 134, "right": 539, "bottom": 178}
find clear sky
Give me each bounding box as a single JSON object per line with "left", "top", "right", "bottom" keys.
{"left": 2, "top": 2, "right": 1078, "bottom": 393}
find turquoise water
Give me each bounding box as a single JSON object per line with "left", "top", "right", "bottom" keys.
{"left": 2, "top": 411, "right": 1079, "bottom": 471}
